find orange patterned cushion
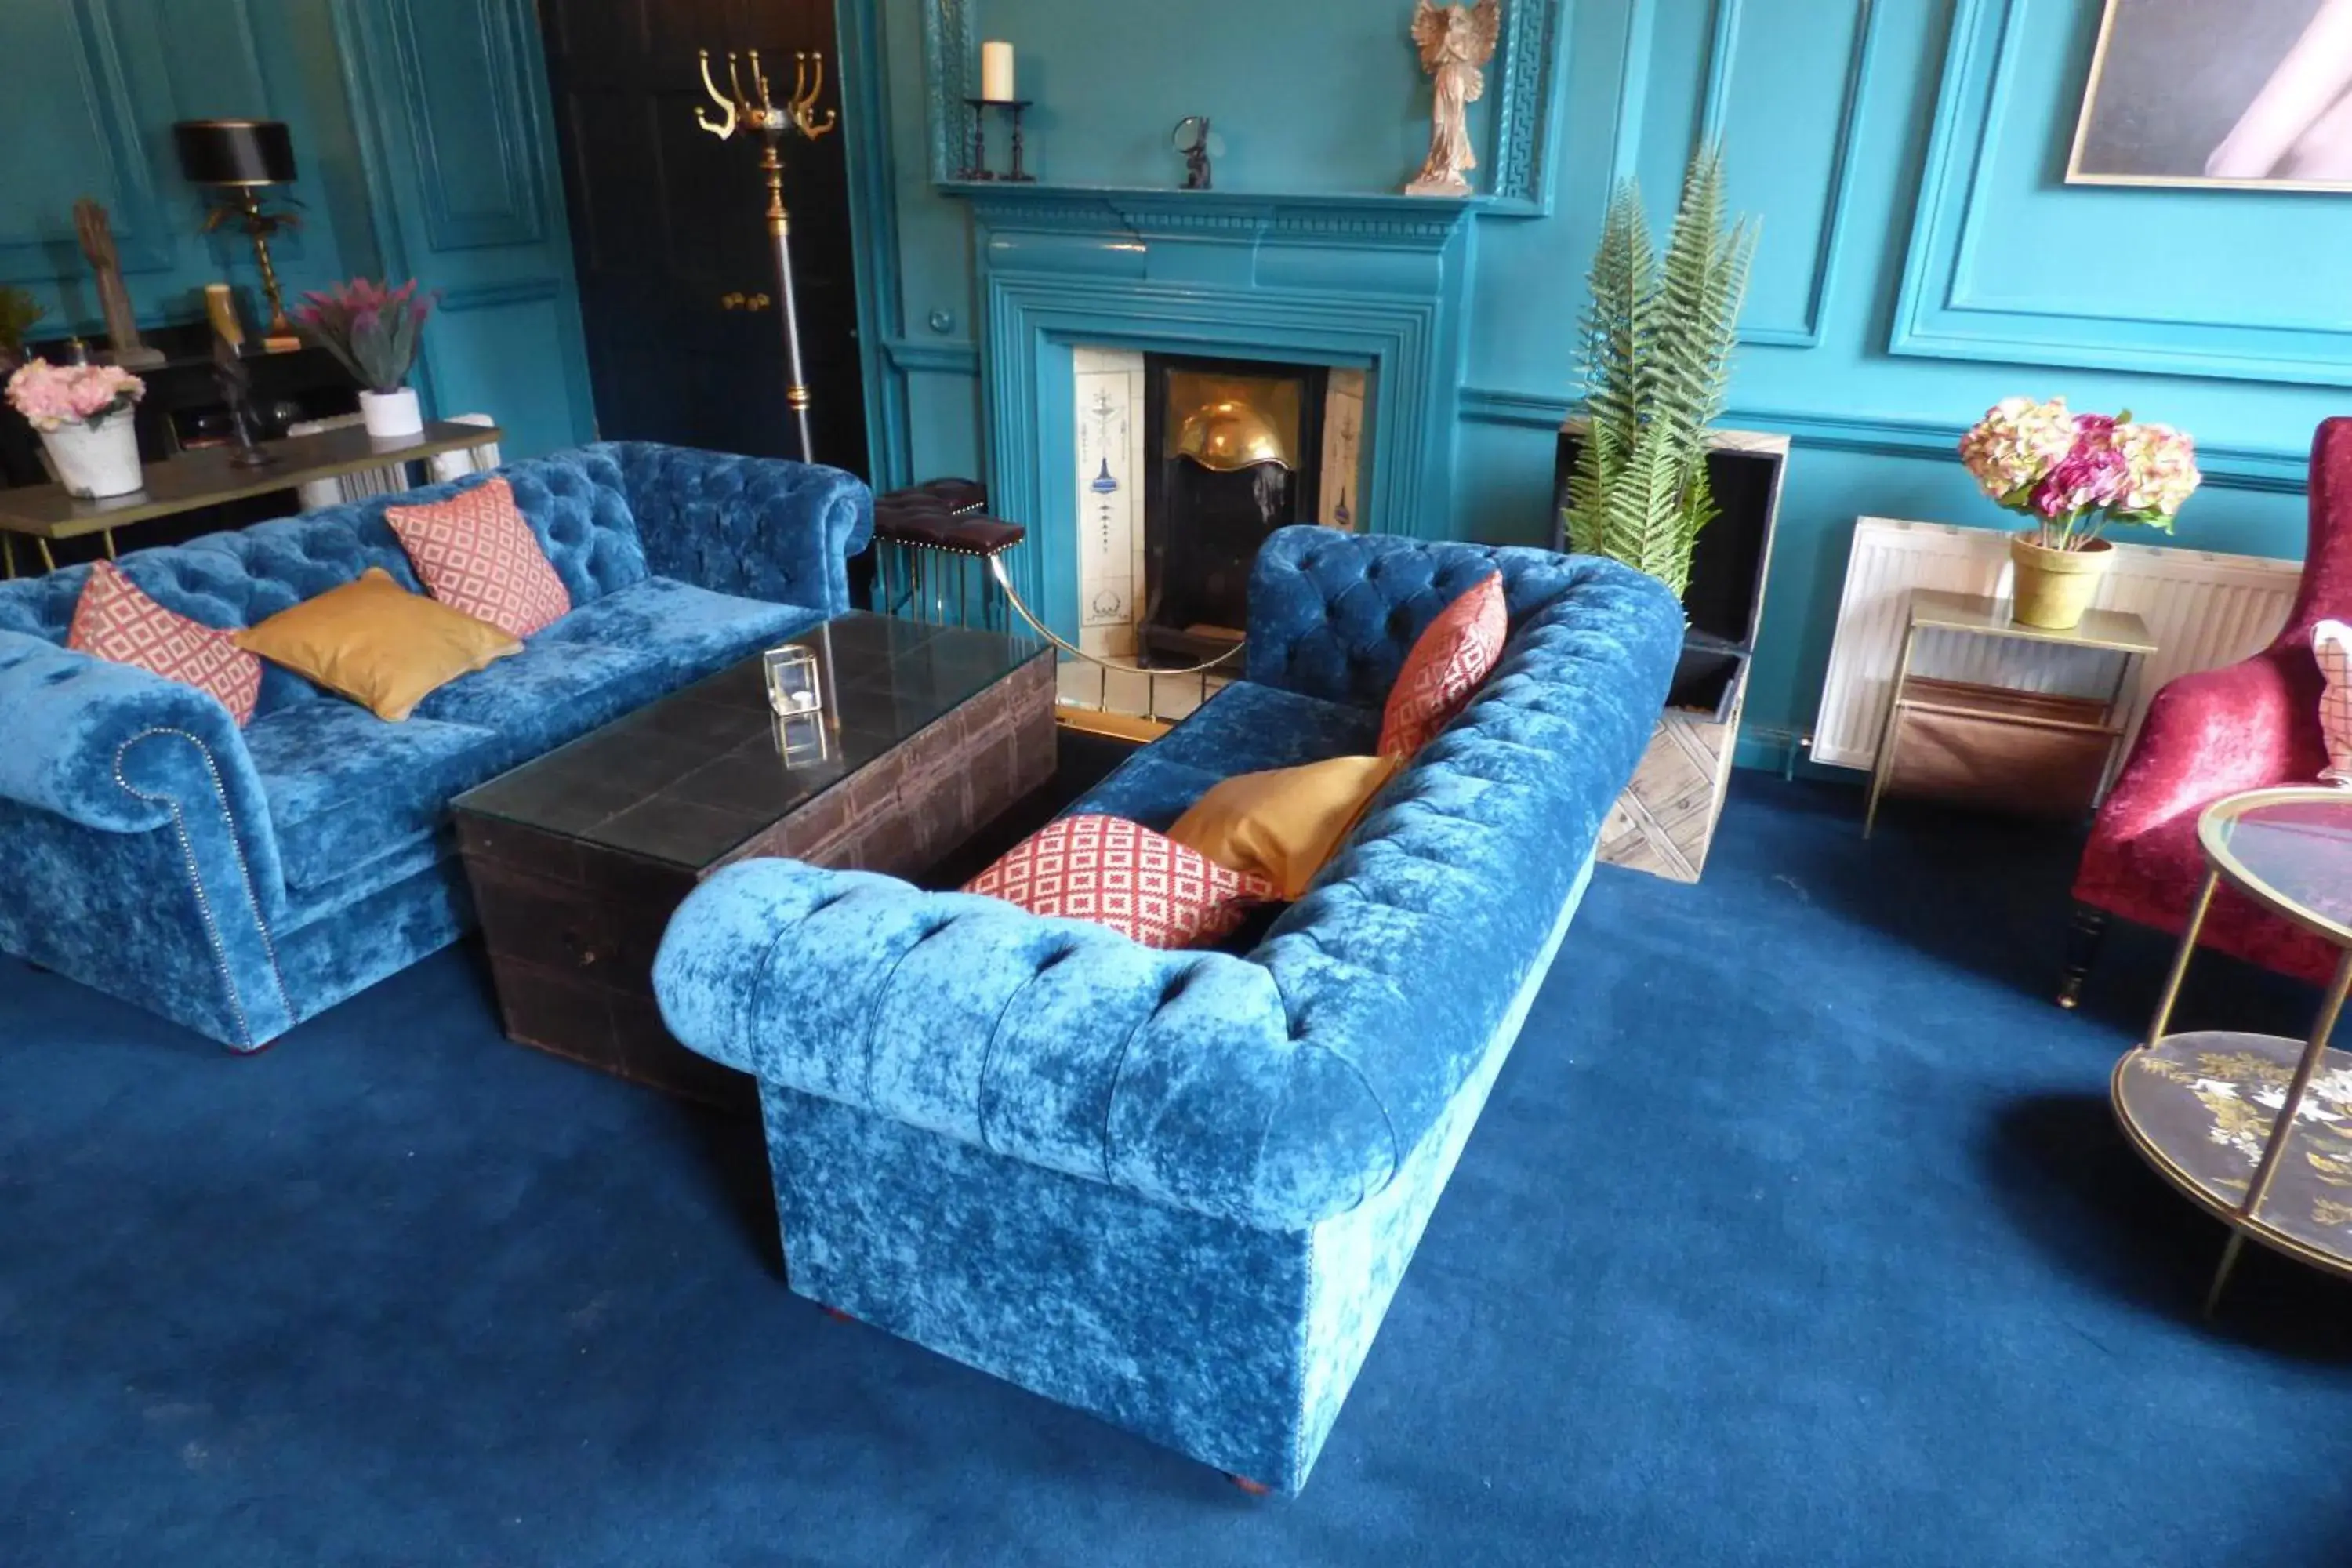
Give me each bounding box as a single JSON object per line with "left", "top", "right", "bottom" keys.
{"left": 964, "top": 813, "right": 1278, "bottom": 949}
{"left": 1377, "top": 572, "right": 1508, "bottom": 757}
{"left": 2317, "top": 620, "right": 2352, "bottom": 784}
{"left": 386, "top": 476, "right": 572, "bottom": 639}
{"left": 67, "top": 561, "right": 262, "bottom": 725}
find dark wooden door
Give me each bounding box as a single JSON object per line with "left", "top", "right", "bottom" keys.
{"left": 538, "top": 0, "right": 869, "bottom": 476}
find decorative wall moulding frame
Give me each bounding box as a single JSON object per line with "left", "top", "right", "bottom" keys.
{"left": 0, "top": 0, "right": 216, "bottom": 284}
{"left": 1699, "top": 0, "right": 1881, "bottom": 348}
{"left": 918, "top": 0, "right": 1568, "bottom": 215}
{"left": 1890, "top": 0, "right": 2352, "bottom": 387}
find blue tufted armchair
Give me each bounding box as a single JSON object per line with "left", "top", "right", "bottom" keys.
{"left": 654, "top": 527, "right": 1683, "bottom": 1493}
{"left": 0, "top": 442, "right": 870, "bottom": 1050}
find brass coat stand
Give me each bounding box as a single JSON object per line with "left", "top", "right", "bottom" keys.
{"left": 696, "top": 48, "right": 837, "bottom": 463}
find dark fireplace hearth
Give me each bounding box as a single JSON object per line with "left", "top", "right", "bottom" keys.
{"left": 1139, "top": 354, "right": 1329, "bottom": 664}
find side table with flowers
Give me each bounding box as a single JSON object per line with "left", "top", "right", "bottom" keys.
{"left": 1958, "top": 397, "right": 2202, "bottom": 630}
{"left": 5, "top": 361, "right": 147, "bottom": 499}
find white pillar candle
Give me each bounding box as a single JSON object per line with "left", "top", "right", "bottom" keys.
{"left": 980, "top": 41, "right": 1015, "bottom": 102}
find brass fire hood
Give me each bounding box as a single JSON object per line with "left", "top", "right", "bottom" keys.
{"left": 1165, "top": 372, "right": 1300, "bottom": 472}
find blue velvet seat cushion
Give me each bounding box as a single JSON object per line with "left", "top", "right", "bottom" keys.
{"left": 1069, "top": 681, "right": 1381, "bottom": 829}
{"left": 417, "top": 579, "right": 818, "bottom": 771}
{"left": 242, "top": 702, "right": 499, "bottom": 895}
{"left": 1065, "top": 751, "right": 1229, "bottom": 833}
{"left": 412, "top": 639, "right": 669, "bottom": 771}
{"left": 539, "top": 575, "right": 818, "bottom": 667}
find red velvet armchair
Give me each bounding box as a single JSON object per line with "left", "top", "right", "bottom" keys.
{"left": 2059, "top": 418, "right": 2352, "bottom": 1006}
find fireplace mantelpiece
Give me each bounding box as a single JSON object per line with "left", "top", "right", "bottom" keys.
{"left": 946, "top": 183, "right": 1479, "bottom": 641}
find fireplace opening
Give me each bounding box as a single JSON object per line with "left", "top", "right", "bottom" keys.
{"left": 1138, "top": 354, "right": 1330, "bottom": 665}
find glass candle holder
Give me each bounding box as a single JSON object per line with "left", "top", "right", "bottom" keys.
{"left": 762, "top": 643, "right": 822, "bottom": 719}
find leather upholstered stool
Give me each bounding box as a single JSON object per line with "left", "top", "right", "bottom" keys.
{"left": 869, "top": 478, "right": 1025, "bottom": 629}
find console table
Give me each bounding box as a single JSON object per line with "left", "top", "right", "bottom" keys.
{"left": 0, "top": 419, "right": 503, "bottom": 575}
{"left": 1864, "top": 588, "right": 2156, "bottom": 837}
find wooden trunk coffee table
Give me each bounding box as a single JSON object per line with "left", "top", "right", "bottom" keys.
{"left": 452, "top": 612, "right": 1054, "bottom": 1111}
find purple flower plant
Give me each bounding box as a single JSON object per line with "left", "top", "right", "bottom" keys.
{"left": 293, "top": 278, "right": 437, "bottom": 394}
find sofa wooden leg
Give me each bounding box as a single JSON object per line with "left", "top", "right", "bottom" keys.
{"left": 1225, "top": 1473, "right": 1272, "bottom": 1497}
{"left": 2058, "top": 903, "right": 2109, "bottom": 1010}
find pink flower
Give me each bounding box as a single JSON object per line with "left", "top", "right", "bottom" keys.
{"left": 2113, "top": 421, "right": 2201, "bottom": 519}
{"left": 1959, "top": 397, "right": 2078, "bottom": 504}
{"left": 5, "top": 361, "right": 143, "bottom": 433}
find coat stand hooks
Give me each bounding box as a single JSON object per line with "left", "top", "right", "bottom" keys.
{"left": 696, "top": 46, "right": 837, "bottom": 463}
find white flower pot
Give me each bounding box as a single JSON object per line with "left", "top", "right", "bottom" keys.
{"left": 40, "top": 409, "right": 143, "bottom": 499}
{"left": 359, "top": 387, "right": 424, "bottom": 440}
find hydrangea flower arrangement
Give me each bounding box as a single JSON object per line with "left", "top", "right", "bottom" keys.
{"left": 4, "top": 360, "right": 144, "bottom": 433}
{"left": 1958, "top": 396, "right": 2201, "bottom": 551}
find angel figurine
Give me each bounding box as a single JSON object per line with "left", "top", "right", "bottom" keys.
{"left": 1406, "top": 0, "right": 1501, "bottom": 197}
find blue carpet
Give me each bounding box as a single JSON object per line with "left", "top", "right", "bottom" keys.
{"left": 5, "top": 775, "right": 2350, "bottom": 1566}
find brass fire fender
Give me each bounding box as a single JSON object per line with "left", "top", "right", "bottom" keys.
{"left": 984, "top": 554, "right": 1246, "bottom": 726}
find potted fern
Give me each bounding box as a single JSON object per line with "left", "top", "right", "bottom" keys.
{"left": 1555, "top": 146, "right": 1781, "bottom": 883}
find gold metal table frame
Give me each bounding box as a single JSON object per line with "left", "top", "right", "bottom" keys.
{"left": 0, "top": 419, "right": 503, "bottom": 576}
{"left": 1864, "top": 589, "right": 2156, "bottom": 838}
{"left": 2113, "top": 786, "right": 2352, "bottom": 1315}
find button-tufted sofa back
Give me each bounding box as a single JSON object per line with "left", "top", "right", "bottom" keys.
{"left": 1243, "top": 525, "right": 1610, "bottom": 710}
{"left": 0, "top": 448, "right": 652, "bottom": 714}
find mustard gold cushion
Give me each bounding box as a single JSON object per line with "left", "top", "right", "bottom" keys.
{"left": 234, "top": 567, "right": 521, "bottom": 722}
{"left": 1166, "top": 753, "right": 1404, "bottom": 901}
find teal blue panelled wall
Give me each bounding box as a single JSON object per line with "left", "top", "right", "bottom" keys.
{"left": 2, "top": 0, "right": 593, "bottom": 460}
{"left": 844, "top": 0, "right": 2350, "bottom": 762}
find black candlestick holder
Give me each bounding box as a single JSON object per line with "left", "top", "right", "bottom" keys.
{"left": 959, "top": 98, "right": 1035, "bottom": 183}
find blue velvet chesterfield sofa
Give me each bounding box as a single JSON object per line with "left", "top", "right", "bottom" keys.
{"left": 0, "top": 443, "right": 869, "bottom": 1051}
{"left": 653, "top": 528, "right": 1682, "bottom": 1493}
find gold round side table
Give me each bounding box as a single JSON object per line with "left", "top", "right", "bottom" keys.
{"left": 2111, "top": 786, "right": 2352, "bottom": 1315}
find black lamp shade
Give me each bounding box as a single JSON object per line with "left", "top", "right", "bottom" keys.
{"left": 172, "top": 120, "right": 296, "bottom": 187}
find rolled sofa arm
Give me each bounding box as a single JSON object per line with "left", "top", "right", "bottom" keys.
{"left": 604, "top": 441, "right": 874, "bottom": 615}
{"left": 653, "top": 860, "right": 1403, "bottom": 1231}
{"left": 0, "top": 629, "right": 280, "bottom": 871}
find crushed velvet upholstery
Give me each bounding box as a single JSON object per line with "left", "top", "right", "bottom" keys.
{"left": 2075, "top": 419, "right": 2352, "bottom": 984}
{"left": 242, "top": 703, "right": 498, "bottom": 895}
{"left": 539, "top": 576, "right": 811, "bottom": 673}
{"left": 611, "top": 441, "right": 871, "bottom": 615}
{"left": 1072, "top": 684, "right": 1381, "bottom": 830}
{"left": 653, "top": 528, "right": 1683, "bottom": 1491}
{"left": 0, "top": 444, "right": 869, "bottom": 1050}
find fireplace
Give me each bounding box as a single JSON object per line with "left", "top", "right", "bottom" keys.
{"left": 951, "top": 186, "right": 1478, "bottom": 716}
{"left": 1144, "top": 354, "right": 1332, "bottom": 662}
{"left": 1073, "top": 345, "right": 1365, "bottom": 676}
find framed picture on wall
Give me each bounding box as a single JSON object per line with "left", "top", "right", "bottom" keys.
{"left": 2069, "top": 0, "right": 2352, "bottom": 190}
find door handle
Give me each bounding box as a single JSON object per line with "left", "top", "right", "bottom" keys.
{"left": 720, "top": 292, "right": 773, "bottom": 311}
{"left": 720, "top": 291, "right": 746, "bottom": 310}
{"left": 746, "top": 292, "right": 772, "bottom": 311}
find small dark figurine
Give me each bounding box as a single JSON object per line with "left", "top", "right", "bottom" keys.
{"left": 211, "top": 332, "right": 278, "bottom": 470}
{"left": 1174, "top": 115, "right": 1214, "bottom": 191}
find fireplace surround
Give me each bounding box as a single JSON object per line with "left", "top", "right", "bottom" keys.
{"left": 947, "top": 185, "right": 1479, "bottom": 644}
